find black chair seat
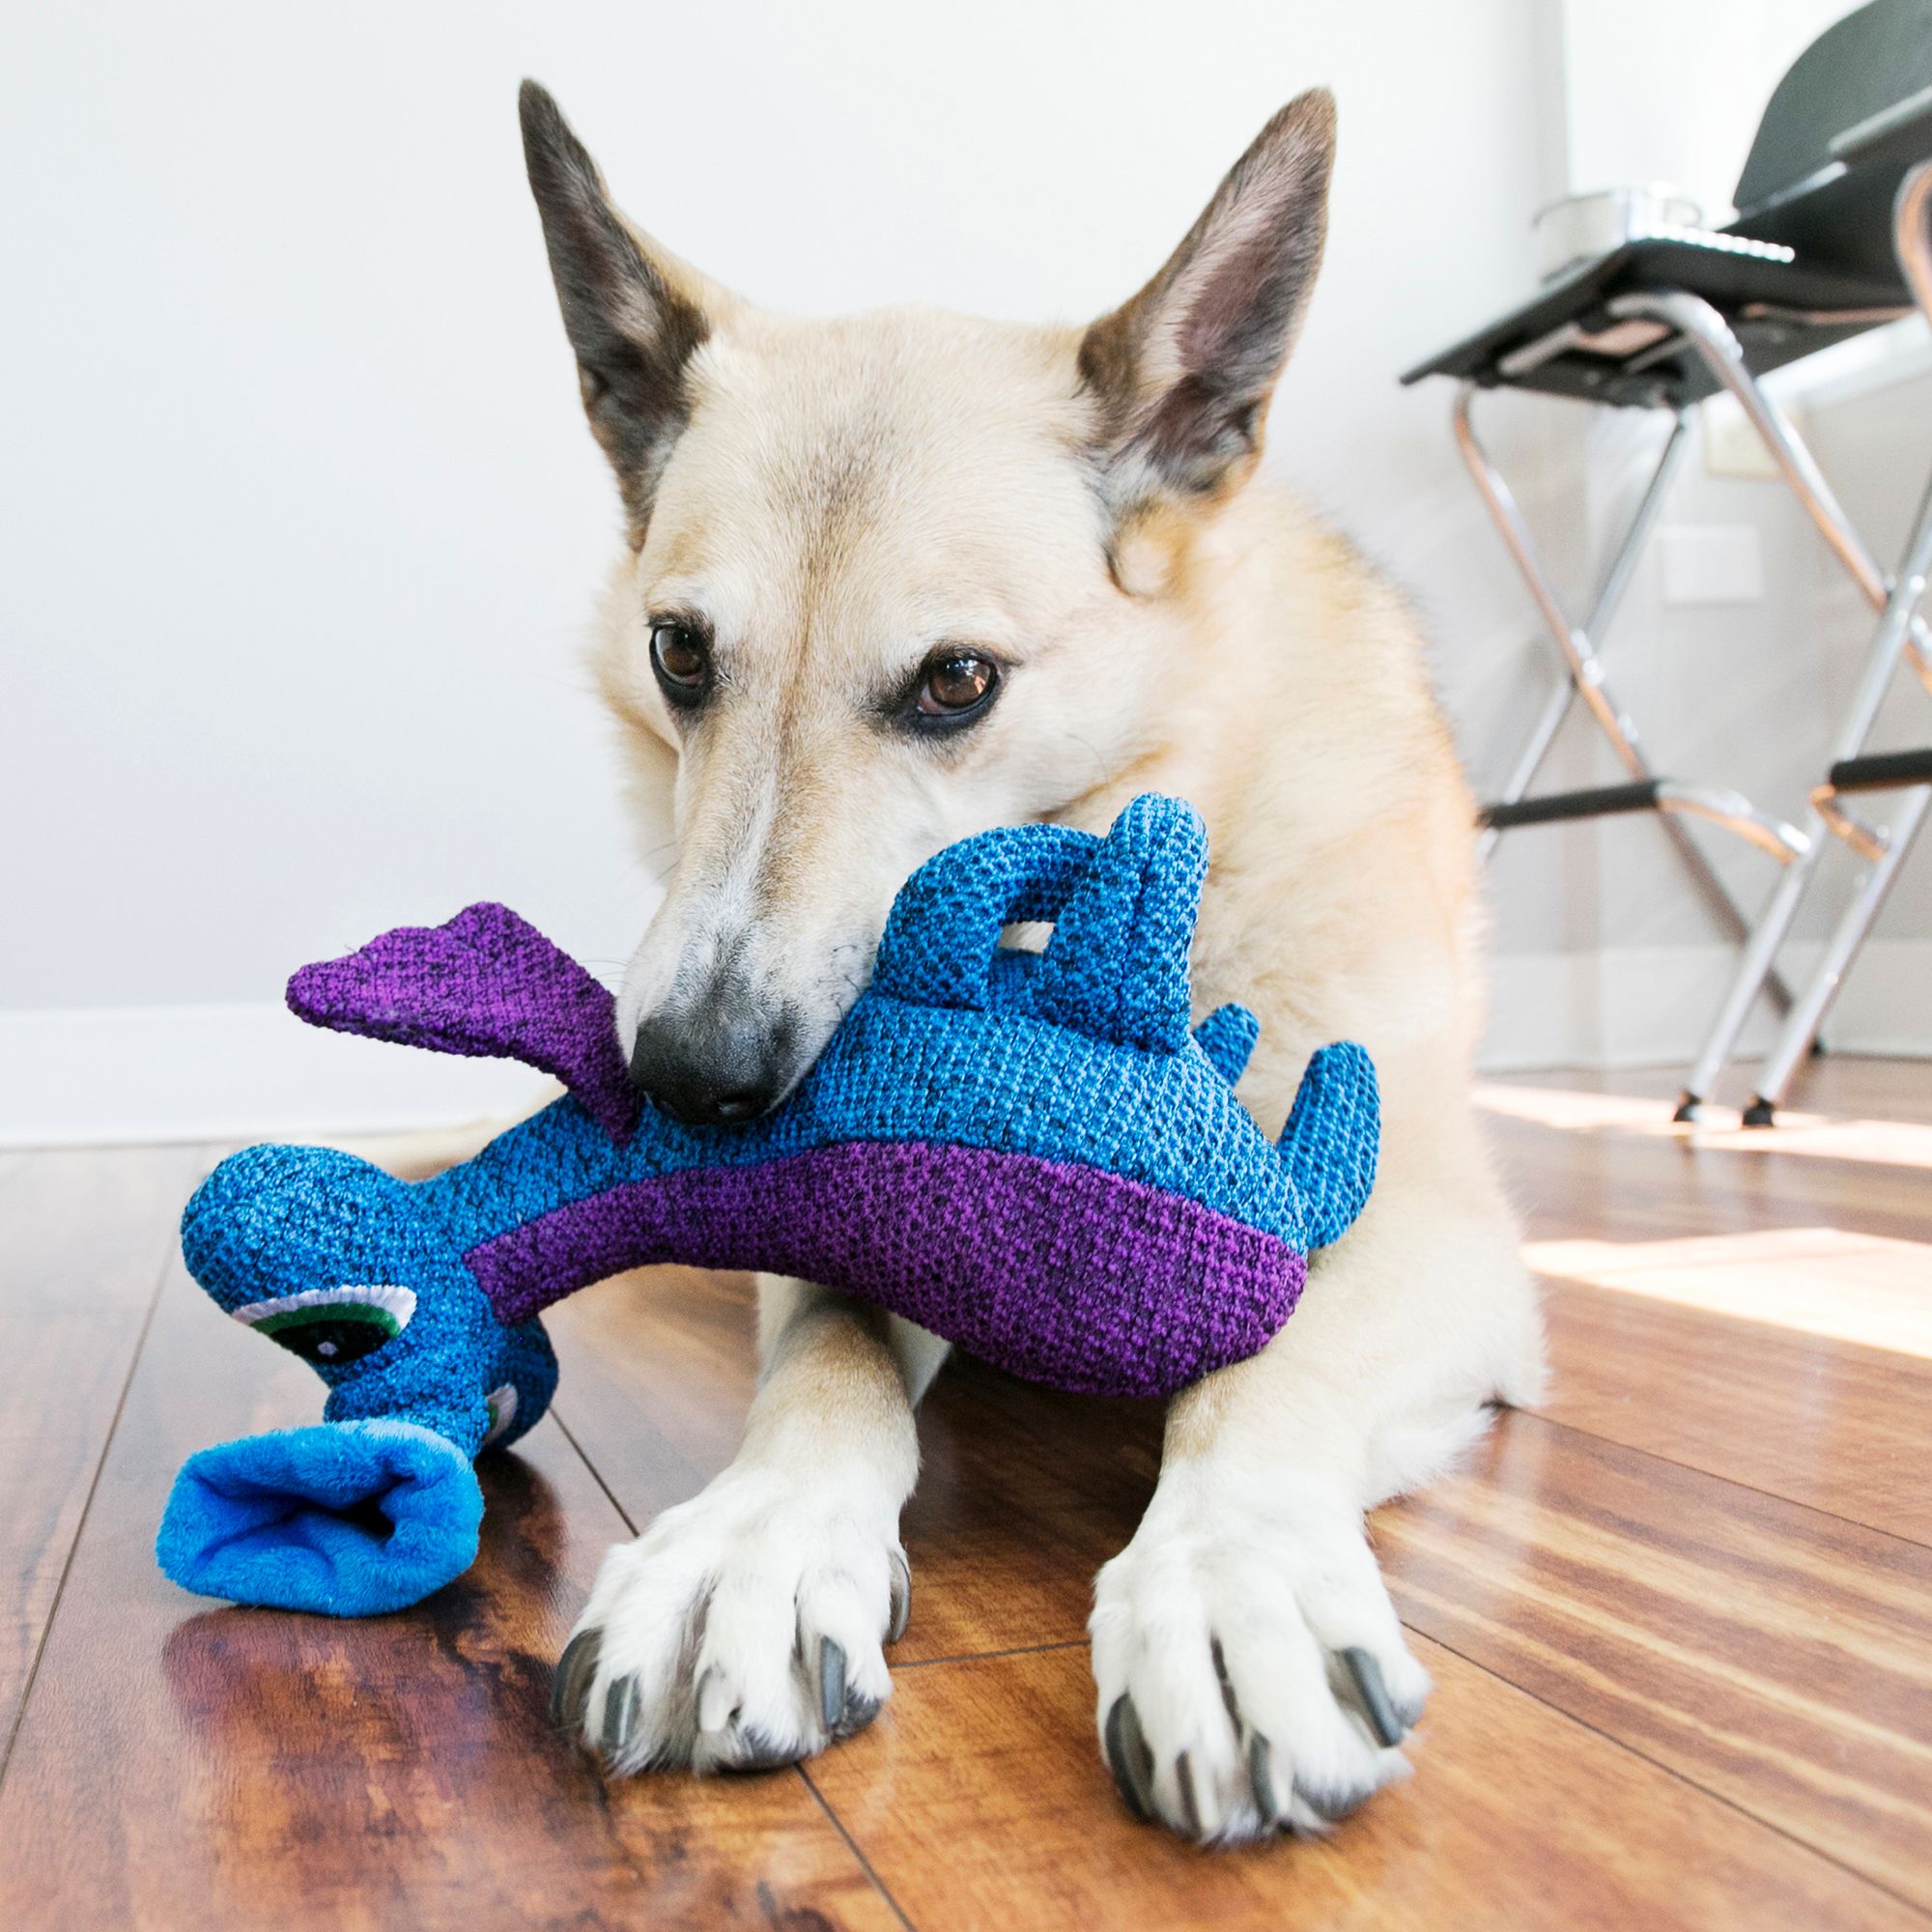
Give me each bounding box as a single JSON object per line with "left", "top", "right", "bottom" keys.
{"left": 1401, "top": 237, "right": 1908, "bottom": 409}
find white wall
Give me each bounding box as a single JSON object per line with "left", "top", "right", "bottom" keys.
{"left": 1558, "top": 0, "right": 1849, "bottom": 219}
{"left": 2, "top": 0, "right": 1560, "bottom": 1139}
{"left": 2, "top": 0, "right": 1922, "bottom": 1143}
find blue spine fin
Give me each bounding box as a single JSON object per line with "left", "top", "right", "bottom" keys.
{"left": 1193, "top": 1004, "right": 1260, "bottom": 1087}
{"left": 1277, "top": 1042, "right": 1379, "bottom": 1249}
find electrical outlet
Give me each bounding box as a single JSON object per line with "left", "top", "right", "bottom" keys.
{"left": 1659, "top": 525, "right": 1765, "bottom": 604}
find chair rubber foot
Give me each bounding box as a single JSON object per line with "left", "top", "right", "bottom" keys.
{"left": 1742, "top": 1097, "right": 1776, "bottom": 1128}
{"left": 1671, "top": 1093, "right": 1703, "bottom": 1124}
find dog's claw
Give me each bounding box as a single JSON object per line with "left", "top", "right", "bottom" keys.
{"left": 838, "top": 1690, "right": 882, "bottom": 1739}
{"left": 600, "top": 1674, "right": 640, "bottom": 1757}
{"left": 1341, "top": 1646, "right": 1405, "bottom": 1748}
{"left": 1299, "top": 1776, "right": 1375, "bottom": 1823}
{"left": 1248, "top": 1731, "right": 1280, "bottom": 1829}
{"left": 818, "top": 1636, "right": 846, "bottom": 1736}
{"left": 887, "top": 1549, "right": 912, "bottom": 1644}
{"left": 695, "top": 1662, "right": 737, "bottom": 1735}
{"left": 721, "top": 1719, "right": 799, "bottom": 1773}
{"left": 1210, "top": 1635, "right": 1243, "bottom": 1730}
{"left": 1103, "top": 1694, "right": 1156, "bottom": 1822}
{"left": 1175, "top": 1749, "right": 1204, "bottom": 1838}
{"left": 551, "top": 1629, "right": 601, "bottom": 1731}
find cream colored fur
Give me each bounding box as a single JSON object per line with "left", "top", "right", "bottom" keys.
{"left": 527, "top": 87, "right": 1545, "bottom": 1843}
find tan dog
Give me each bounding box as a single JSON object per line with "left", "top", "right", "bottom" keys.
{"left": 521, "top": 79, "right": 1544, "bottom": 1842}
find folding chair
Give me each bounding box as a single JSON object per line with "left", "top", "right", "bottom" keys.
{"left": 1402, "top": 0, "right": 1932, "bottom": 1116}
{"left": 1743, "top": 154, "right": 1932, "bottom": 1123}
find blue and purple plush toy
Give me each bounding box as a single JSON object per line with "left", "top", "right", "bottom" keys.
{"left": 156, "top": 794, "right": 1378, "bottom": 1616}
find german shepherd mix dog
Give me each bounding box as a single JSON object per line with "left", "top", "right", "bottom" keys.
{"left": 520, "top": 79, "right": 1544, "bottom": 1842}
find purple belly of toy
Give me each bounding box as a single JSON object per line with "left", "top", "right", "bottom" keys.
{"left": 462, "top": 1140, "right": 1304, "bottom": 1400}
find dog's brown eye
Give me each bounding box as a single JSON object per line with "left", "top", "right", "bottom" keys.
{"left": 918, "top": 654, "right": 997, "bottom": 716}
{"left": 649, "top": 621, "right": 710, "bottom": 704}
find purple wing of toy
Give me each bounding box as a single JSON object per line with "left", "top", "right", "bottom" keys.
{"left": 287, "top": 902, "right": 639, "bottom": 1144}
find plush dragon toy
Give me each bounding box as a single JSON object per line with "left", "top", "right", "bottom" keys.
{"left": 156, "top": 794, "right": 1378, "bottom": 1616}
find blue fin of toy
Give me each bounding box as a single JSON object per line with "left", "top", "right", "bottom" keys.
{"left": 1277, "top": 1042, "right": 1379, "bottom": 1249}
{"left": 1034, "top": 794, "right": 1208, "bottom": 1053}
{"left": 1193, "top": 1003, "right": 1260, "bottom": 1086}
{"left": 870, "top": 822, "right": 1100, "bottom": 1009}
{"left": 156, "top": 1418, "right": 483, "bottom": 1617}
{"left": 870, "top": 795, "right": 1209, "bottom": 1056}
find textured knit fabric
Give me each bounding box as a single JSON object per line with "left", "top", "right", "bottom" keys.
{"left": 160, "top": 792, "right": 1379, "bottom": 1615}
{"left": 288, "top": 901, "right": 639, "bottom": 1143}
{"left": 466, "top": 1141, "right": 1304, "bottom": 1396}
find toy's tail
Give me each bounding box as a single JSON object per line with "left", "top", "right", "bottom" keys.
{"left": 1277, "top": 1043, "right": 1379, "bottom": 1249}
{"left": 156, "top": 1419, "right": 488, "bottom": 1617}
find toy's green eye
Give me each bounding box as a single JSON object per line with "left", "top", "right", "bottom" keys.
{"left": 230, "top": 1284, "right": 417, "bottom": 1366}
{"left": 482, "top": 1380, "right": 521, "bottom": 1447}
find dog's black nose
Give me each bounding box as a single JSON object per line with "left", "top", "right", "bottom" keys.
{"left": 628, "top": 1006, "right": 792, "bottom": 1127}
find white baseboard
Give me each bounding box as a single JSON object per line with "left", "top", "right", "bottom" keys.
{"left": 1479, "top": 938, "right": 1932, "bottom": 1072}
{"left": 0, "top": 1002, "right": 549, "bottom": 1151}
{"left": 2, "top": 942, "right": 1927, "bottom": 1148}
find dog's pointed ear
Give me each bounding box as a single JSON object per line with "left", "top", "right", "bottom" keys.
{"left": 519, "top": 81, "right": 735, "bottom": 542}
{"left": 1078, "top": 90, "right": 1335, "bottom": 523}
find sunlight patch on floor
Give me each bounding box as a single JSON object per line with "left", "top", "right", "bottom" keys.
{"left": 1524, "top": 1226, "right": 1932, "bottom": 1359}
{"left": 1476, "top": 1084, "right": 1932, "bottom": 1172}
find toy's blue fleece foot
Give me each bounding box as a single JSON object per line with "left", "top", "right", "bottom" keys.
{"left": 156, "top": 1418, "right": 484, "bottom": 1617}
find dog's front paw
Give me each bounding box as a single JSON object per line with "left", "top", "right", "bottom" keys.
{"left": 552, "top": 1461, "right": 909, "bottom": 1774}
{"left": 1090, "top": 1467, "right": 1428, "bottom": 1842}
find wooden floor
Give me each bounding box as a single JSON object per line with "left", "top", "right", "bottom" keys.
{"left": 2, "top": 1059, "right": 1930, "bottom": 1929}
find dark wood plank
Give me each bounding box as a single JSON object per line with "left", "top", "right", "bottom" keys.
{"left": 1377, "top": 1411, "right": 1932, "bottom": 1912}
{"left": 895, "top": 1349, "right": 1157, "bottom": 1663}
{"left": 0, "top": 1145, "right": 208, "bottom": 1754}
{"left": 1538, "top": 1271, "right": 1932, "bottom": 1543}
{"left": 546, "top": 1266, "right": 1163, "bottom": 1664}
{"left": 544, "top": 1264, "right": 753, "bottom": 1510}
{"left": 0, "top": 1248, "right": 901, "bottom": 1932}
{"left": 808, "top": 1637, "right": 1919, "bottom": 1931}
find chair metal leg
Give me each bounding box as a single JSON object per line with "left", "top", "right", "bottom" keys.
{"left": 1455, "top": 384, "right": 1651, "bottom": 778}
{"left": 1888, "top": 157, "right": 1932, "bottom": 698}
{"left": 1614, "top": 323, "right": 1932, "bottom": 696}
{"left": 1454, "top": 387, "right": 1804, "bottom": 925}
{"left": 1475, "top": 409, "right": 1690, "bottom": 863}
{"left": 1609, "top": 259, "right": 1932, "bottom": 1112}
{"left": 1477, "top": 681, "right": 1574, "bottom": 865}
{"left": 1743, "top": 787, "right": 1930, "bottom": 1123}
